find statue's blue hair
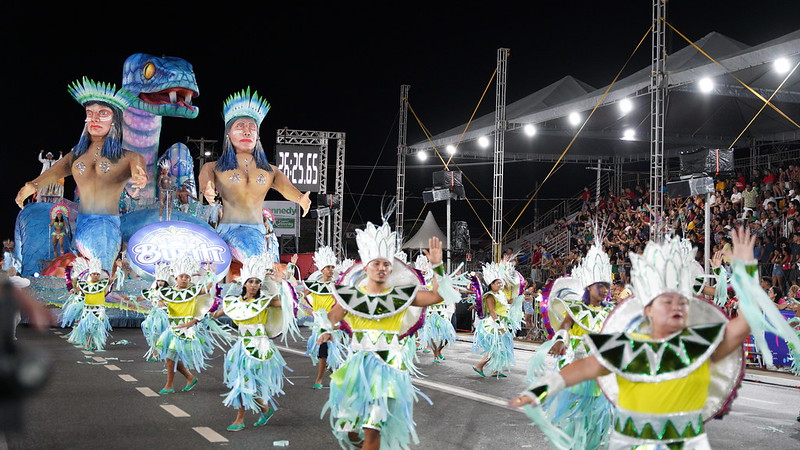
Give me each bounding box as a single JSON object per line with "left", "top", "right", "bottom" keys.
{"left": 71, "top": 101, "right": 124, "bottom": 162}
{"left": 215, "top": 120, "right": 272, "bottom": 172}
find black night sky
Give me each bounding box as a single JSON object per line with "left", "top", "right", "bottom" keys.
{"left": 4, "top": 1, "right": 798, "bottom": 248}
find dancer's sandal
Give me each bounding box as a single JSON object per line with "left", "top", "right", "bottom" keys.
{"left": 227, "top": 423, "right": 245, "bottom": 432}
{"left": 254, "top": 408, "right": 275, "bottom": 426}
{"left": 182, "top": 378, "right": 199, "bottom": 392}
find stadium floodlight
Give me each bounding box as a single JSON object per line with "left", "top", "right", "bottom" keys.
{"left": 621, "top": 128, "right": 636, "bottom": 141}
{"left": 568, "top": 112, "right": 581, "bottom": 126}
{"left": 523, "top": 124, "right": 537, "bottom": 136}
{"left": 446, "top": 144, "right": 456, "bottom": 155}
{"left": 774, "top": 57, "right": 791, "bottom": 74}
{"left": 698, "top": 78, "right": 714, "bottom": 93}
{"left": 619, "top": 98, "right": 633, "bottom": 114}
{"left": 417, "top": 151, "right": 428, "bottom": 161}
{"left": 204, "top": 150, "right": 211, "bottom": 156}
{"left": 478, "top": 136, "right": 490, "bottom": 148}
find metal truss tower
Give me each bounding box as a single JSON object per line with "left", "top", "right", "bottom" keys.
{"left": 649, "top": 0, "right": 667, "bottom": 240}
{"left": 275, "top": 129, "right": 346, "bottom": 256}
{"left": 396, "top": 85, "right": 410, "bottom": 250}
{"left": 492, "top": 49, "right": 510, "bottom": 261}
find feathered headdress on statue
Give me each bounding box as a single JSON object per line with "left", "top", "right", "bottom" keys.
{"left": 356, "top": 221, "right": 397, "bottom": 264}
{"left": 482, "top": 262, "right": 506, "bottom": 288}
{"left": 239, "top": 255, "right": 270, "bottom": 283}
{"left": 629, "top": 236, "right": 702, "bottom": 307}
{"left": 170, "top": 253, "right": 200, "bottom": 278}
{"left": 313, "top": 246, "right": 337, "bottom": 270}
{"left": 68, "top": 77, "right": 135, "bottom": 111}
{"left": 222, "top": 87, "right": 271, "bottom": 126}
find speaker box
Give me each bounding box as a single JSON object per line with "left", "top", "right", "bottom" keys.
{"left": 432, "top": 170, "right": 466, "bottom": 199}
{"left": 452, "top": 221, "right": 470, "bottom": 252}
{"left": 679, "top": 148, "right": 734, "bottom": 176}
{"left": 666, "top": 176, "right": 714, "bottom": 197}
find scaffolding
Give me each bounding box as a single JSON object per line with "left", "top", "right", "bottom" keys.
{"left": 396, "top": 85, "right": 410, "bottom": 250}
{"left": 275, "top": 129, "right": 346, "bottom": 256}
{"left": 649, "top": 0, "right": 667, "bottom": 240}
{"left": 492, "top": 48, "right": 510, "bottom": 261}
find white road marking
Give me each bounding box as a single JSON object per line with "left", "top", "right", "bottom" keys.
{"left": 53, "top": 331, "right": 62, "bottom": 335}
{"left": 104, "top": 365, "right": 121, "bottom": 371}
{"left": 276, "top": 344, "right": 516, "bottom": 410}
{"left": 161, "top": 404, "right": 190, "bottom": 418}
{"left": 92, "top": 356, "right": 105, "bottom": 362}
{"left": 81, "top": 350, "right": 94, "bottom": 355}
{"left": 136, "top": 387, "right": 159, "bottom": 397}
{"left": 739, "top": 396, "right": 779, "bottom": 405}
{"left": 59, "top": 335, "right": 68, "bottom": 339}
{"left": 193, "top": 427, "right": 228, "bottom": 443}
{"left": 118, "top": 374, "right": 137, "bottom": 382}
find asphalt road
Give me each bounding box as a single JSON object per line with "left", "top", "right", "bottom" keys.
{"left": 3, "top": 325, "right": 800, "bottom": 449}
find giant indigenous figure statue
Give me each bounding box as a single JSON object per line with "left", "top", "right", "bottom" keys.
{"left": 15, "top": 78, "right": 147, "bottom": 271}
{"left": 199, "top": 88, "right": 311, "bottom": 263}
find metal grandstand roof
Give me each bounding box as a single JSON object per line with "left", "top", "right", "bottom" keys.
{"left": 410, "top": 29, "right": 800, "bottom": 162}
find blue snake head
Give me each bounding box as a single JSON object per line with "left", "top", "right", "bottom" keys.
{"left": 122, "top": 53, "right": 199, "bottom": 119}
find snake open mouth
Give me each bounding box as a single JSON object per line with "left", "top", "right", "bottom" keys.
{"left": 139, "top": 88, "right": 197, "bottom": 111}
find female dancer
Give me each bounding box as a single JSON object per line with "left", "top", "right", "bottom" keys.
{"left": 50, "top": 210, "right": 68, "bottom": 256}
{"left": 302, "top": 246, "right": 348, "bottom": 389}
{"left": 510, "top": 228, "right": 800, "bottom": 449}
{"left": 61, "top": 256, "right": 113, "bottom": 351}
{"left": 213, "top": 255, "right": 299, "bottom": 431}
{"left": 415, "top": 254, "right": 456, "bottom": 362}
{"left": 472, "top": 262, "right": 515, "bottom": 378}
{"left": 154, "top": 255, "right": 226, "bottom": 394}
{"left": 140, "top": 262, "right": 171, "bottom": 361}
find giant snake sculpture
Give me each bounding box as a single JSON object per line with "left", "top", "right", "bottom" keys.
{"left": 15, "top": 53, "right": 204, "bottom": 275}
{"left": 122, "top": 53, "right": 199, "bottom": 199}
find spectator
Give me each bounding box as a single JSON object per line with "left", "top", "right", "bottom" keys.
{"left": 768, "top": 285, "right": 789, "bottom": 310}
{"left": 742, "top": 184, "right": 759, "bottom": 214}
{"left": 730, "top": 186, "right": 743, "bottom": 211}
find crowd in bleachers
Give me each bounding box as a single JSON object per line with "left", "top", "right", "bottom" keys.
{"left": 517, "top": 162, "right": 800, "bottom": 312}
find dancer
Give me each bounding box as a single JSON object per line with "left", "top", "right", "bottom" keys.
{"left": 157, "top": 159, "right": 176, "bottom": 220}
{"left": 61, "top": 256, "right": 112, "bottom": 351}
{"left": 300, "top": 246, "right": 349, "bottom": 389}
{"left": 501, "top": 256, "right": 527, "bottom": 338}
{"left": 510, "top": 229, "right": 800, "bottom": 449}
{"left": 212, "top": 255, "right": 300, "bottom": 432}
{"left": 49, "top": 204, "right": 70, "bottom": 257}
{"left": 319, "top": 221, "right": 464, "bottom": 450}
{"left": 472, "top": 261, "right": 516, "bottom": 378}
{"left": 415, "top": 254, "right": 456, "bottom": 363}
{"left": 140, "top": 262, "right": 171, "bottom": 361}
{"left": 198, "top": 88, "right": 311, "bottom": 263}
{"left": 15, "top": 78, "right": 147, "bottom": 271}
{"left": 263, "top": 208, "right": 280, "bottom": 264}
{"left": 530, "top": 240, "right": 615, "bottom": 450}
{"left": 154, "top": 254, "right": 224, "bottom": 394}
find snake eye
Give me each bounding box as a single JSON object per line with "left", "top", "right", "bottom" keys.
{"left": 143, "top": 62, "right": 156, "bottom": 80}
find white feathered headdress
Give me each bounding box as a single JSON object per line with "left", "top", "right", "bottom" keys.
{"left": 356, "top": 221, "right": 397, "bottom": 264}
{"left": 239, "top": 255, "right": 270, "bottom": 282}
{"left": 314, "top": 246, "right": 337, "bottom": 270}
{"left": 571, "top": 243, "right": 612, "bottom": 288}
{"left": 170, "top": 253, "right": 200, "bottom": 278}
{"left": 336, "top": 258, "right": 355, "bottom": 275}
{"left": 629, "top": 236, "right": 702, "bottom": 307}
{"left": 482, "top": 262, "right": 506, "bottom": 288}
{"left": 154, "top": 261, "right": 171, "bottom": 282}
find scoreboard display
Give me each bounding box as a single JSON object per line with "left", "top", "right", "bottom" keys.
{"left": 274, "top": 144, "right": 322, "bottom": 192}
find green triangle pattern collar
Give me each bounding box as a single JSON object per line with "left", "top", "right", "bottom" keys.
{"left": 333, "top": 284, "right": 419, "bottom": 319}
{"left": 561, "top": 299, "right": 612, "bottom": 333}
{"left": 585, "top": 323, "right": 726, "bottom": 382}
{"left": 223, "top": 295, "right": 273, "bottom": 322}
{"left": 78, "top": 279, "right": 108, "bottom": 294}
{"left": 304, "top": 280, "right": 334, "bottom": 296}
{"left": 158, "top": 285, "right": 202, "bottom": 303}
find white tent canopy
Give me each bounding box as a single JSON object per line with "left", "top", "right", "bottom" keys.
{"left": 410, "top": 29, "right": 800, "bottom": 161}
{"left": 402, "top": 211, "right": 447, "bottom": 249}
